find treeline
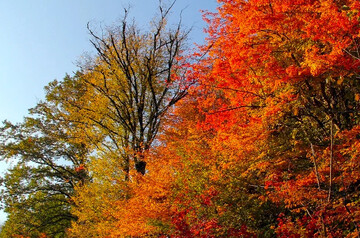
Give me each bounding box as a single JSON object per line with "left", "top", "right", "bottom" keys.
{"left": 1, "top": 0, "right": 360, "bottom": 237}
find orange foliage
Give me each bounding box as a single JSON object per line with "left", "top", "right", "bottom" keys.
{"left": 68, "top": 0, "right": 360, "bottom": 237}
{"left": 188, "top": 0, "right": 360, "bottom": 236}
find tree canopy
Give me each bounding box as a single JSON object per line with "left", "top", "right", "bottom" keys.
{"left": 2, "top": 0, "right": 360, "bottom": 237}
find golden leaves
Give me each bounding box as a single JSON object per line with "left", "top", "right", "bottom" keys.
{"left": 355, "top": 93, "right": 360, "bottom": 101}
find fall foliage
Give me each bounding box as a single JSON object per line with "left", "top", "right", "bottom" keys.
{"left": 2, "top": 0, "right": 360, "bottom": 237}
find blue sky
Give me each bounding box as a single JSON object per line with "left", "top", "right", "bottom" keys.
{"left": 0, "top": 0, "right": 218, "bottom": 224}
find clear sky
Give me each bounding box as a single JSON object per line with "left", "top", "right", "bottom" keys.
{"left": 0, "top": 0, "right": 218, "bottom": 224}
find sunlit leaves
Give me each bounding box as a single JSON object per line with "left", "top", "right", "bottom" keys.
{"left": 3, "top": 0, "right": 360, "bottom": 237}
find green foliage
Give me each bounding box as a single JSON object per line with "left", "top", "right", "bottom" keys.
{"left": 0, "top": 92, "right": 90, "bottom": 237}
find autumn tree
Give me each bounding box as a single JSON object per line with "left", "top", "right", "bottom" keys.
{"left": 191, "top": 0, "right": 360, "bottom": 236}
{"left": 46, "top": 2, "right": 190, "bottom": 180}
{"left": 67, "top": 2, "right": 192, "bottom": 236}
{"left": 0, "top": 76, "right": 90, "bottom": 238}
